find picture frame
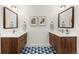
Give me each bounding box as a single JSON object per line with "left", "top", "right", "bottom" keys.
{"left": 30, "top": 16, "right": 38, "bottom": 26}
{"left": 3, "top": 7, "right": 18, "bottom": 29}
{"left": 38, "top": 16, "right": 46, "bottom": 26}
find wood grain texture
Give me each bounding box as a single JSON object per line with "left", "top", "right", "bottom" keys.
{"left": 1, "top": 33, "right": 27, "bottom": 54}
{"left": 49, "top": 32, "right": 77, "bottom": 54}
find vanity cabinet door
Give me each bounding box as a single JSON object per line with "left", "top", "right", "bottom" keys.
{"left": 17, "top": 33, "right": 27, "bottom": 53}
{"left": 51, "top": 35, "right": 56, "bottom": 48}
{"left": 10, "top": 38, "right": 17, "bottom": 53}
{"left": 49, "top": 33, "right": 56, "bottom": 49}
{"left": 1, "top": 38, "right": 11, "bottom": 53}
{"left": 60, "top": 37, "right": 77, "bottom": 54}
{"left": 60, "top": 37, "right": 67, "bottom": 54}
{"left": 68, "top": 37, "right": 77, "bottom": 54}
{"left": 1, "top": 38, "right": 17, "bottom": 54}
{"left": 49, "top": 33, "right": 52, "bottom": 45}
{"left": 53, "top": 35, "right": 58, "bottom": 52}
{"left": 64, "top": 37, "right": 76, "bottom": 54}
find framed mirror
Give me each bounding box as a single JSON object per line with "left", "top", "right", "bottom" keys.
{"left": 3, "top": 7, "right": 18, "bottom": 29}
{"left": 58, "top": 7, "right": 74, "bottom": 28}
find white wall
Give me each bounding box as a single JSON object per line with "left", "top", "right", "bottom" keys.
{"left": 74, "top": 6, "right": 79, "bottom": 54}
{"left": 17, "top": 6, "right": 58, "bottom": 47}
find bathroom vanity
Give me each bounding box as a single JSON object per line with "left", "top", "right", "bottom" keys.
{"left": 49, "top": 32, "right": 77, "bottom": 54}
{"left": 1, "top": 32, "right": 27, "bottom": 54}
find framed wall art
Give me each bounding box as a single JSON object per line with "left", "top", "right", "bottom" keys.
{"left": 38, "top": 16, "right": 46, "bottom": 26}
{"left": 30, "top": 16, "right": 38, "bottom": 26}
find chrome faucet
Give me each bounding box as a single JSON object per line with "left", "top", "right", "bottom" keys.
{"left": 13, "top": 29, "right": 16, "bottom": 34}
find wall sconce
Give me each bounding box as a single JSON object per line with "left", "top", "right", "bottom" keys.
{"left": 59, "top": 5, "right": 66, "bottom": 11}
{"left": 60, "top": 5, "right": 66, "bottom": 8}
{"left": 4, "top": 5, "right": 17, "bottom": 11}
{"left": 11, "top": 5, "right": 16, "bottom": 9}
{"left": 10, "top": 5, "right": 18, "bottom": 13}
{"left": 10, "top": 5, "right": 17, "bottom": 11}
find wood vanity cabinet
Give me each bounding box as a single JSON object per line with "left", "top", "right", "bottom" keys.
{"left": 1, "top": 33, "right": 27, "bottom": 54}
{"left": 49, "top": 32, "right": 77, "bottom": 54}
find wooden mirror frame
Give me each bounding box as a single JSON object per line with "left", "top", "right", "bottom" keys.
{"left": 3, "top": 7, "right": 18, "bottom": 29}
{"left": 58, "top": 7, "right": 74, "bottom": 28}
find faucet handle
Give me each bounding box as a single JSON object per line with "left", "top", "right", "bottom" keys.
{"left": 13, "top": 29, "right": 16, "bottom": 34}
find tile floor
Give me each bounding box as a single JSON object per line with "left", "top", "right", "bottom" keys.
{"left": 21, "top": 47, "right": 56, "bottom": 54}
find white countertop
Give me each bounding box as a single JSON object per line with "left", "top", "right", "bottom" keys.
{"left": 49, "top": 30, "right": 77, "bottom": 37}
{"left": 0, "top": 30, "right": 77, "bottom": 38}
{"left": 0, "top": 31, "right": 27, "bottom": 38}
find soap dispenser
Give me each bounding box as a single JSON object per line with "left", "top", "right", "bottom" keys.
{"left": 23, "top": 21, "right": 27, "bottom": 32}
{"left": 61, "top": 29, "right": 64, "bottom": 33}
{"left": 66, "top": 29, "right": 69, "bottom": 34}
{"left": 13, "top": 29, "right": 16, "bottom": 34}
{"left": 50, "top": 21, "right": 54, "bottom": 31}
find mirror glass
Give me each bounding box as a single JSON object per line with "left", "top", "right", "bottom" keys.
{"left": 58, "top": 7, "right": 74, "bottom": 28}
{"left": 3, "top": 7, "right": 18, "bottom": 29}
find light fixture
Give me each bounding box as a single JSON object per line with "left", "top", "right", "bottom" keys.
{"left": 10, "top": 5, "right": 18, "bottom": 12}
{"left": 60, "top": 5, "right": 66, "bottom": 8}
{"left": 11, "top": 5, "right": 16, "bottom": 9}
{"left": 59, "top": 5, "right": 66, "bottom": 11}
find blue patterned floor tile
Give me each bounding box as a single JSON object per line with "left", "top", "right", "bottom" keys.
{"left": 21, "top": 47, "right": 56, "bottom": 54}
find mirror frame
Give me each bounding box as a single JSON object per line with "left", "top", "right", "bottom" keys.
{"left": 58, "top": 7, "right": 74, "bottom": 28}
{"left": 3, "top": 7, "right": 18, "bottom": 29}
